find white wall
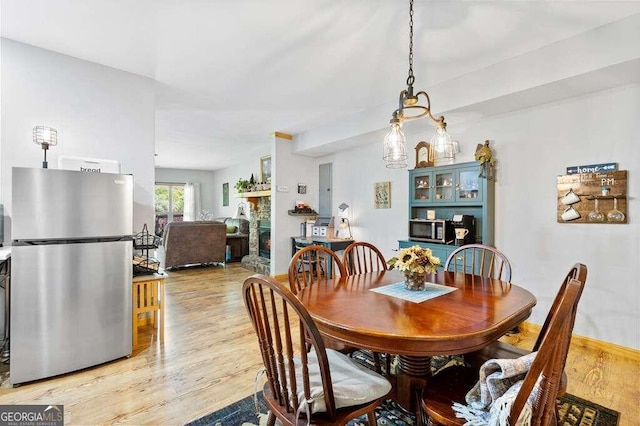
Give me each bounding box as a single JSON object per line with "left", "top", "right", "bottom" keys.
{"left": 462, "top": 84, "right": 639, "bottom": 350}
{"left": 206, "top": 139, "right": 320, "bottom": 275}
{"left": 318, "top": 143, "right": 408, "bottom": 261}
{"left": 0, "top": 39, "right": 156, "bottom": 340}
{"left": 155, "top": 168, "right": 216, "bottom": 216}
{"left": 1, "top": 39, "right": 156, "bottom": 238}
{"left": 272, "top": 135, "right": 319, "bottom": 275}
{"left": 3, "top": 34, "right": 634, "bottom": 348}
{"left": 326, "top": 84, "right": 640, "bottom": 349}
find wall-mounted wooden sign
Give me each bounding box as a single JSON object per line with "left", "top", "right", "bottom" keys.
{"left": 557, "top": 170, "right": 627, "bottom": 224}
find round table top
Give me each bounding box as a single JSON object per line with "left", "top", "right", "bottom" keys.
{"left": 297, "top": 269, "right": 537, "bottom": 356}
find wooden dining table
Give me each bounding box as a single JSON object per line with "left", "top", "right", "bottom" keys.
{"left": 296, "top": 269, "right": 537, "bottom": 418}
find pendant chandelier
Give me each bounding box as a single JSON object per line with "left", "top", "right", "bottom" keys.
{"left": 383, "top": 0, "right": 456, "bottom": 168}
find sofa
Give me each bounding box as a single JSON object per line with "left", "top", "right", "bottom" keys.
{"left": 214, "top": 217, "right": 249, "bottom": 234}
{"left": 157, "top": 221, "right": 227, "bottom": 269}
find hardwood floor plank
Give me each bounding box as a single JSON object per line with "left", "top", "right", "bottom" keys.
{"left": 0, "top": 264, "right": 637, "bottom": 425}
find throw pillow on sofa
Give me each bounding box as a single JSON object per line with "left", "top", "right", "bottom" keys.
{"left": 226, "top": 225, "right": 238, "bottom": 234}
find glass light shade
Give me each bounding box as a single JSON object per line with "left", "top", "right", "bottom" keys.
{"left": 234, "top": 202, "right": 248, "bottom": 219}
{"left": 386, "top": 158, "right": 408, "bottom": 168}
{"left": 337, "top": 202, "right": 350, "bottom": 219}
{"left": 383, "top": 122, "right": 408, "bottom": 168}
{"left": 33, "top": 126, "right": 58, "bottom": 147}
{"left": 431, "top": 127, "right": 455, "bottom": 166}
{"left": 337, "top": 218, "right": 352, "bottom": 239}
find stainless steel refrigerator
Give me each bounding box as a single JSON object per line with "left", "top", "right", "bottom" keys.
{"left": 11, "top": 167, "right": 133, "bottom": 385}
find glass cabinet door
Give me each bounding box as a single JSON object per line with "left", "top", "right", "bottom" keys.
{"left": 457, "top": 168, "right": 482, "bottom": 202}
{"left": 413, "top": 174, "right": 431, "bottom": 201}
{"left": 434, "top": 171, "right": 454, "bottom": 202}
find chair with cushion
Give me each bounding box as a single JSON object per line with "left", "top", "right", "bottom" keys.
{"left": 342, "top": 241, "right": 388, "bottom": 275}
{"left": 444, "top": 244, "right": 512, "bottom": 282}
{"left": 464, "top": 263, "right": 587, "bottom": 389}
{"left": 243, "top": 274, "right": 391, "bottom": 426}
{"left": 421, "top": 263, "right": 587, "bottom": 426}
{"left": 288, "top": 245, "right": 347, "bottom": 294}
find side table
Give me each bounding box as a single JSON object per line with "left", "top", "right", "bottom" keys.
{"left": 132, "top": 271, "right": 167, "bottom": 347}
{"left": 226, "top": 234, "right": 249, "bottom": 262}
{"left": 290, "top": 237, "right": 354, "bottom": 278}
{"left": 290, "top": 236, "right": 354, "bottom": 257}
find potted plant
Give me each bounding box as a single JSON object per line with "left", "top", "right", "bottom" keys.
{"left": 235, "top": 178, "right": 250, "bottom": 193}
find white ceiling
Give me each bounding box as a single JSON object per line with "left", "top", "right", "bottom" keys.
{"left": 2, "top": 0, "right": 640, "bottom": 171}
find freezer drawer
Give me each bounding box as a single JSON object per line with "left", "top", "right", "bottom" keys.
{"left": 12, "top": 167, "right": 133, "bottom": 241}
{"left": 10, "top": 241, "right": 132, "bottom": 384}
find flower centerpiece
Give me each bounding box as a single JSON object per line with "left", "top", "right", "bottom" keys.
{"left": 387, "top": 245, "right": 442, "bottom": 290}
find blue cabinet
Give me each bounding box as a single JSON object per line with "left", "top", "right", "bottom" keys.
{"left": 410, "top": 168, "right": 456, "bottom": 204}
{"left": 400, "top": 161, "right": 495, "bottom": 263}
{"left": 398, "top": 239, "right": 453, "bottom": 266}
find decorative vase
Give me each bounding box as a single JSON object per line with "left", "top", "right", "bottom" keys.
{"left": 404, "top": 272, "right": 428, "bottom": 291}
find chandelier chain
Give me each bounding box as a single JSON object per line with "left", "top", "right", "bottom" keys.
{"left": 406, "top": 0, "right": 415, "bottom": 87}
{"left": 385, "top": 0, "right": 453, "bottom": 168}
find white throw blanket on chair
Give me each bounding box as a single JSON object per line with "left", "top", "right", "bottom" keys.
{"left": 452, "top": 352, "right": 539, "bottom": 426}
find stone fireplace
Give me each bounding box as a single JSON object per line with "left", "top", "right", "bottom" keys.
{"left": 258, "top": 220, "right": 271, "bottom": 259}
{"left": 241, "top": 195, "right": 271, "bottom": 274}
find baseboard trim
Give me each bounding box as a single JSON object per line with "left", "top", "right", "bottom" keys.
{"left": 520, "top": 322, "right": 640, "bottom": 361}
{"left": 273, "top": 273, "right": 288, "bottom": 282}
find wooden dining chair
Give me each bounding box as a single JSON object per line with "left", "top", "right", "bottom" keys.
{"left": 242, "top": 274, "right": 391, "bottom": 426}
{"left": 444, "top": 244, "right": 512, "bottom": 282}
{"left": 342, "top": 241, "right": 389, "bottom": 275}
{"left": 421, "top": 263, "right": 587, "bottom": 426}
{"left": 445, "top": 244, "right": 515, "bottom": 335}
{"left": 288, "top": 245, "right": 347, "bottom": 294}
{"left": 288, "top": 245, "right": 354, "bottom": 355}
{"left": 465, "top": 263, "right": 587, "bottom": 374}
{"left": 342, "top": 241, "right": 393, "bottom": 375}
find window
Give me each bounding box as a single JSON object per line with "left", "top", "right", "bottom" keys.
{"left": 155, "top": 183, "right": 185, "bottom": 236}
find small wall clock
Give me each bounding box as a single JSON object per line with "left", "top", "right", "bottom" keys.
{"left": 415, "top": 141, "right": 434, "bottom": 168}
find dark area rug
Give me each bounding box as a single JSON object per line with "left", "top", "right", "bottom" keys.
{"left": 189, "top": 351, "right": 619, "bottom": 426}
{"left": 188, "top": 391, "right": 619, "bottom": 426}
{"left": 187, "top": 392, "right": 267, "bottom": 426}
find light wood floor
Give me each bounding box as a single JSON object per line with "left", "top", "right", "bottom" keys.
{"left": 0, "top": 264, "right": 637, "bottom": 425}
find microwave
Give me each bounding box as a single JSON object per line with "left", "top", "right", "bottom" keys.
{"left": 409, "top": 219, "right": 454, "bottom": 244}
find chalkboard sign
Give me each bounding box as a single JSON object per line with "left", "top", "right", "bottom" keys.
{"left": 566, "top": 162, "right": 617, "bottom": 175}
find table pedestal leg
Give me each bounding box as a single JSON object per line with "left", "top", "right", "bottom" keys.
{"left": 397, "top": 355, "right": 432, "bottom": 426}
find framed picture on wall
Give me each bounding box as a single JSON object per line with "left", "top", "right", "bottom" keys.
{"left": 222, "top": 182, "right": 229, "bottom": 206}
{"left": 260, "top": 155, "right": 272, "bottom": 183}
{"left": 374, "top": 181, "right": 391, "bottom": 209}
